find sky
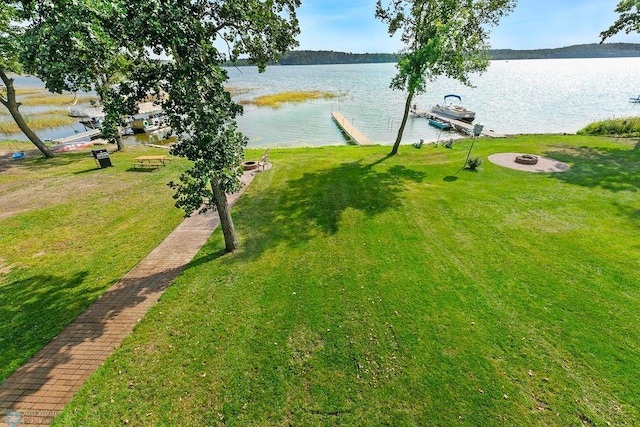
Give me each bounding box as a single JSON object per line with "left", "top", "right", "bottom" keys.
{"left": 295, "top": 0, "right": 640, "bottom": 53}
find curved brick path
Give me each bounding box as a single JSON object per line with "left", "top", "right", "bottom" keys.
{"left": 0, "top": 167, "right": 264, "bottom": 426}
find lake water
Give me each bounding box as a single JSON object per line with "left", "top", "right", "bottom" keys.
{"left": 6, "top": 58, "right": 640, "bottom": 147}
{"left": 227, "top": 57, "right": 640, "bottom": 148}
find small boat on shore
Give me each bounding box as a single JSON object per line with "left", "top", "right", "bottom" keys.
{"left": 428, "top": 117, "right": 452, "bottom": 130}
{"left": 430, "top": 94, "right": 475, "bottom": 123}
{"left": 68, "top": 107, "right": 106, "bottom": 129}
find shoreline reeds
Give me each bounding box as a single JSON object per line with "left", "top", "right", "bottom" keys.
{"left": 578, "top": 116, "right": 640, "bottom": 137}
{"left": 0, "top": 110, "right": 77, "bottom": 134}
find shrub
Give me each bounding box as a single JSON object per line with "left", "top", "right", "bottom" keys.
{"left": 466, "top": 155, "right": 483, "bottom": 171}
{"left": 578, "top": 116, "right": 640, "bottom": 137}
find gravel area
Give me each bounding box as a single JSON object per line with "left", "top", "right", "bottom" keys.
{"left": 488, "top": 153, "right": 570, "bottom": 173}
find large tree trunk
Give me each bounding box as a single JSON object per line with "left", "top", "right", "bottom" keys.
{"left": 211, "top": 178, "right": 238, "bottom": 253}
{"left": 390, "top": 91, "right": 415, "bottom": 156}
{"left": 0, "top": 68, "right": 54, "bottom": 158}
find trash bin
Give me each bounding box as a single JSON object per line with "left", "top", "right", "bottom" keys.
{"left": 92, "top": 149, "right": 112, "bottom": 168}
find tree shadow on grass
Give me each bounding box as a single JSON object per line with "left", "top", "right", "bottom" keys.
{"left": 0, "top": 150, "right": 90, "bottom": 173}
{"left": 613, "top": 201, "right": 640, "bottom": 230}
{"left": 234, "top": 158, "right": 427, "bottom": 258}
{"left": 0, "top": 271, "right": 92, "bottom": 383}
{"left": 544, "top": 145, "right": 640, "bottom": 193}
{"left": 25, "top": 152, "right": 90, "bottom": 170}
{"left": 0, "top": 264, "right": 187, "bottom": 416}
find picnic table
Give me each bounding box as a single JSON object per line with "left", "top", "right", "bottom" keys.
{"left": 133, "top": 155, "right": 170, "bottom": 169}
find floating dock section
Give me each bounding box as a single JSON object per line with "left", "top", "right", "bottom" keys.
{"left": 412, "top": 109, "right": 505, "bottom": 138}
{"left": 331, "top": 111, "right": 373, "bottom": 146}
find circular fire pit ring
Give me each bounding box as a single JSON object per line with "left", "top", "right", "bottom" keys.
{"left": 242, "top": 161, "right": 259, "bottom": 171}
{"left": 488, "top": 153, "right": 570, "bottom": 173}
{"left": 514, "top": 154, "right": 539, "bottom": 165}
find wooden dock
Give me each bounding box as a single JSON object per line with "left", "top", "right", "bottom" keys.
{"left": 53, "top": 129, "right": 101, "bottom": 144}
{"left": 412, "top": 109, "right": 505, "bottom": 138}
{"left": 331, "top": 111, "right": 373, "bottom": 146}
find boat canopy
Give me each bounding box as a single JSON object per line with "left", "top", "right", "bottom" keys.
{"left": 444, "top": 94, "right": 462, "bottom": 102}
{"left": 68, "top": 107, "right": 105, "bottom": 118}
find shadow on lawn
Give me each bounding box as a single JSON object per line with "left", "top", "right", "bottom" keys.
{"left": 545, "top": 145, "right": 640, "bottom": 193}
{"left": 0, "top": 150, "right": 89, "bottom": 174}
{"left": 0, "top": 271, "right": 92, "bottom": 382}
{"left": 235, "top": 157, "right": 426, "bottom": 256}
{"left": 0, "top": 264, "right": 186, "bottom": 416}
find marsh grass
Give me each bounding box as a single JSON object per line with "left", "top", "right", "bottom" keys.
{"left": 19, "top": 94, "right": 98, "bottom": 106}
{"left": 0, "top": 110, "right": 77, "bottom": 133}
{"left": 13, "top": 87, "right": 48, "bottom": 96}
{"left": 49, "top": 135, "right": 640, "bottom": 426}
{"left": 1, "top": 85, "right": 97, "bottom": 134}
{"left": 240, "top": 90, "right": 343, "bottom": 108}
{"left": 1, "top": 87, "right": 47, "bottom": 99}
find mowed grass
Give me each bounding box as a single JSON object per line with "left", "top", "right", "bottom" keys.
{"left": 0, "top": 144, "right": 187, "bottom": 382}
{"left": 48, "top": 135, "right": 640, "bottom": 426}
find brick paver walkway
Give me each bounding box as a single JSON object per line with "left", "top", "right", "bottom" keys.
{"left": 0, "top": 167, "right": 264, "bottom": 426}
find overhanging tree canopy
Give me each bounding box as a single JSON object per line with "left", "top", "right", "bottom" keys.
{"left": 122, "top": 0, "right": 300, "bottom": 252}
{"left": 22, "top": 0, "right": 135, "bottom": 151}
{"left": 601, "top": 0, "right": 640, "bottom": 41}
{"left": 23, "top": 0, "right": 299, "bottom": 252}
{"left": 376, "top": 0, "right": 516, "bottom": 155}
{"left": 0, "top": 2, "right": 53, "bottom": 158}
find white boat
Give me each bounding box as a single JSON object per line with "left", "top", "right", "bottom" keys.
{"left": 69, "top": 101, "right": 167, "bottom": 131}
{"left": 68, "top": 107, "right": 106, "bottom": 129}
{"left": 430, "top": 94, "right": 475, "bottom": 123}
{"left": 131, "top": 111, "right": 169, "bottom": 133}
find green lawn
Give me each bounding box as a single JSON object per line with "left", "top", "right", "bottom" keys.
{"left": 0, "top": 144, "right": 186, "bottom": 382}
{"left": 3, "top": 135, "right": 639, "bottom": 426}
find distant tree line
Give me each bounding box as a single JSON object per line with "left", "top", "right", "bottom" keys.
{"left": 224, "top": 43, "right": 640, "bottom": 67}
{"left": 277, "top": 50, "right": 399, "bottom": 65}
{"left": 226, "top": 50, "right": 399, "bottom": 66}
{"left": 489, "top": 43, "right": 640, "bottom": 60}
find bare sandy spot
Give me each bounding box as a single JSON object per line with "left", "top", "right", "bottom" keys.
{"left": 0, "top": 148, "right": 136, "bottom": 221}
{"left": 0, "top": 258, "right": 15, "bottom": 275}
{"left": 488, "top": 153, "right": 570, "bottom": 173}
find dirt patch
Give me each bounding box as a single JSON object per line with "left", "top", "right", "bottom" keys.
{"left": 0, "top": 148, "right": 134, "bottom": 221}
{"left": 488, "top": 153, "right": 570, "bottom": 173}
{"left": 0, "top": 258, "right": 15, "bottom": 275}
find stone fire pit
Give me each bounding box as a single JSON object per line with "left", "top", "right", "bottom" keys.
{"left": 514, "top": 154, "right": 539, "bottom": 165}
{"left": 488, "top": 153, "right": 570, "bottom": 173}
{"left": 242, "top": 161, "right": 259, "bottom": 171}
